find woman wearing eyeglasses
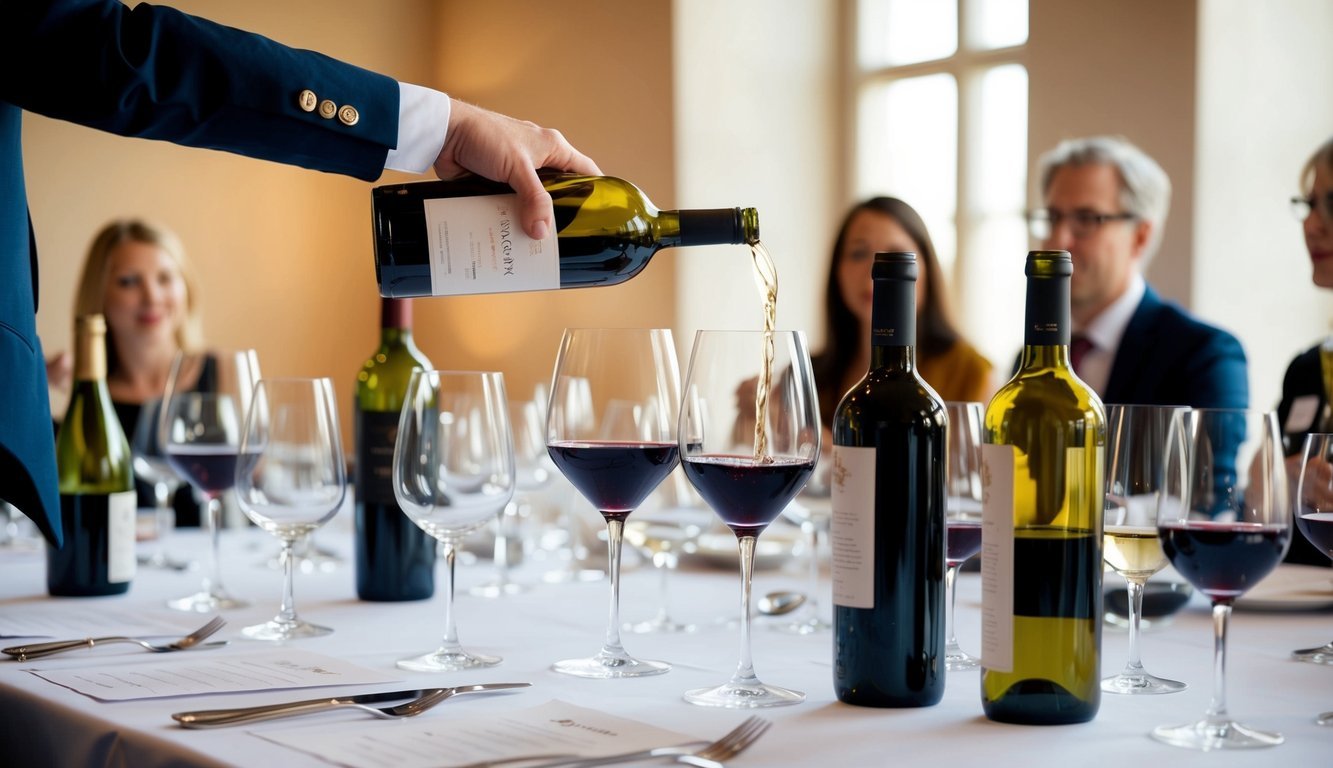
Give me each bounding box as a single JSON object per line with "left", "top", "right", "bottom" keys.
{"left": 1275, "top": 136, "right": 1333, "bottom": 566}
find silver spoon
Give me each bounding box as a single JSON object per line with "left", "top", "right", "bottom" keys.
{"left": 757, "top": 591, "right": 807, "bottom": 616}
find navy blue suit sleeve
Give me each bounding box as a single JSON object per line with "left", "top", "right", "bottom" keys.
{"left": 1180, "top": 325, "right": 1249, "bottom": 410}
{"left": 3, "top": 0, "right": 399, "bottom": 181}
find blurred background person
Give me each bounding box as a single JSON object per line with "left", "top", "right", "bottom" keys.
{"left": 1275, "top": 136, "right": 1333, "bottom": 566}
{"left": 813, "top": 196, "right": 995, "bottom": 428}
{"left": 1029, "top": 135, "right": 1248, "bottom": 408}
{"left": 48, "top": 219, "right": 207, "bottom": 526}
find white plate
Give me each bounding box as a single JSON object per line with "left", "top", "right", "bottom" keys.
{"left": 686, "top": 528, "right": 802, "bottom": 571}
{"left": 1234, "top": 564, "right": 1333, "bottom": 611}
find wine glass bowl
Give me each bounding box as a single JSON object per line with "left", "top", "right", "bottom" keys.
{"left": 545, "top": 328, "right": 681, "bottom": 679}
{"left": 1100, "top": 404, "right": 1187, "bottom": 695}
{"left": 1292, "top": 432, "right": 1333, "bottom": 671}
{"left": 131, "top": 397, "right": 187, "bottom": 570}
{"left": 159, "top": 349, "right": 261, "bottom": 613}
{"left": 235, "top": 378, "right": 347, "bottom": 641}
{"left": 679, "top": 329, "right": 819, "bottom": 708}
{"left": 393, "top": 369, "right": 516, "bottom": 672}
{"left": 1152, "top": 408, "right": 1291, "bottom": 750}
{"left": 943, "top": 401, "right": 984, "bottom": 671}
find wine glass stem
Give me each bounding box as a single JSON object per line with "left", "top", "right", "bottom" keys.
{"left": 204, "top": 496, "right": 225, "bottom": 598}
{"left": 803, "top": 522, "right": 821, "bottom": 620}
{"left": 653, "top": 551, "right": 677, "bottom": 623}
{"left": 733, "top": 535, "right": 759, "bottom": 686}
{"left": 601, "top": 517, "right": 628, "bottom": 656}
{"left": 1206, "top": 601, "right": 1232, "bottom": 721}
{"left": 493, "top": 507, "right": 512, "bottom": 585}
{"left": 153, "top": 483, "right": 172, "bottom": 558}
{"left": 1121, "top": 577, "right": 1148, "bottom": 675}
{"left": 277, "top": 539, "right": 299, "bottom": 625}
{"left": 944, "top": 563, "right": 961, "bottom": 648}
{"left": 438, "top": 539, "right": 464, "bottom": 653}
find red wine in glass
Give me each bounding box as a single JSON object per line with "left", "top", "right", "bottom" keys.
{"left": 166, "top": 446, "right": 242, "bottom": 495}
{"left": 546, "top": 441, "right": 679, "bottom": 521}
{"left": 1159, "top": 521, "right": 1289, "bottom": 602}
{"left": 681, "top": 455, "right": 813, "bottom": 536}
{"left": 1296, "top": 511, "right": 1333, "bottom": 555}
{"left": 946, "top": 520, "right": 983, "bottom": 568}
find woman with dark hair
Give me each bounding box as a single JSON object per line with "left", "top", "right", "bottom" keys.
{"left": 813, "top": 196, "right": 993, "bottom": 425}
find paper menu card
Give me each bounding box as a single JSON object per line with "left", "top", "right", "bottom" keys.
{"left": 27, "top": 650, "right": 399, "bottom": 701}
{"left": 258, "top": 700, "right": 696, "bottom": 768}
{"left": 0, "top": 605, "right": 191, "bottom": 639}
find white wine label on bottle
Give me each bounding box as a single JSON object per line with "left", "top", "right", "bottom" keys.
{"left": 980, "top": 443, "right": 1014, "bottom": 672}
{"left": 423, "top": 194, "right": 560, "bottom": 295}
{"left": 830, "top": 445, "right": 875, "bottom": 609}
{"left": 108, "top": 490, "right": 137, "bottom": 584}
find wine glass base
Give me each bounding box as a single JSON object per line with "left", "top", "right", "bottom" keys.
{"left": 241, "top": 619, "right": 333, "bottom": 641}
{"left": 397, "top": 648, "right": 502, "bottom": 672}
{"left": 624, "top": 616, "right": 697, "bottom": 634}
{"left": 1102, "top": 671, "right": 1186, "bottom": 695}
{"left": 945, "top": 647, "right": 980, "bottom": 672}
{"left": 167, "top": 590, "right": 248, "bottom": 613}
{"left": 470, "top": 580, "right": 530, "bottom": 598}
{"left": 684, "top": 680, "right": 805, "bottom": 709}
{"left": 1290, "top": 642, "right": 1333, "bottom": 665}
{"left": 1151, "top": 718, "right": 1283, "bottom": 750}
{"left": 772, "top": 615, "right": 829, "bottom": 635}
{"left": 138, "top": 552, "right": 194, "bottom": 572}
{"left": 551, "top": 653, "right": 670, "bottom": 679}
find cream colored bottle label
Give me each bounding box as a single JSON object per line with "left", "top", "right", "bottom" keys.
{"left": 423, "top": 194, "right": 560, "bottom": 295}
{"left": 980, "top": 443, "right": 1015, "bottom": 672}
{"left": 831, "top": 445, "right": 876, "bottom": 609}
{"left": 108, "top": 490, "right": 137, "bottom": 584}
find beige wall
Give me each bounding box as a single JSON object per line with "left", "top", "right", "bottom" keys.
{"left": 27, "top": 0, "right": 674, "bottom": 436}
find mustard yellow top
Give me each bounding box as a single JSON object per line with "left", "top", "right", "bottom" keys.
{"left": 920, "top": 339, "right": 994, "bottom": 403}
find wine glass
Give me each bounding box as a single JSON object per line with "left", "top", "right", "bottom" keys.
{"left": 394, "top": 369, "right": 515, "bottom": 671}
{"left": 1152, "top": 408, "right": 1291, "bottom": 749}
{"left": 943, "top": 401, "right": 984, "bottom": 671}
{"left": 471, "top": 398, "right": 551, "bottom": 597}
{"left": 546, "top": 328, "right": 681, "bottom": 678}
{"left": 1101, "top": 404, "right": 1188, "bottom": 695}
{"left": 1293, "top": 433, "right": 1333, "bottom": 727}
{"left": 131, "top": 397, "right": 188, "bottom": 570}
{"left": 679, "top": 329, "right": 819, "bottom": 707}
{"left": 776, "top": 492, "right": 830, "bottom": 634}
{"left": 160, "top": 350, "right": 261, "bottom": 612}
{"left": 235, "top": 378, "right": 347, "bottom": 640}
{"left": 624, "top": 466, "right": 713, "bottom": 634}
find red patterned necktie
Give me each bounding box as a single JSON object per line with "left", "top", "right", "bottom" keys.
{"left": 1070, "top": 334, "right": 1093, "bottom": 375}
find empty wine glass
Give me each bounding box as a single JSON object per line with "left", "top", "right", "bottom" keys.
{"left": 776, "top": 493, "right": 830, "bottom": 635}
{"left": 472, "top": 398, "right": 551, "bottom": 597}
{"left": 1293, "top": 433, "right": 1333, "bottom": 727}
{"left": 943, "top": 401, "right": 984, "bottom": 671}
{"left": 1152, "top": 408, "right": 1291, "bottom": 750}
{"left": 160, "top": 349, "right": 261, "bottom": 612}
{"left": 624, "top": 467, "right": 713, "bottom": 634}
{"left": 546, "top": 328, "right": 681, "bottom": 678}
{"left": 680, "top": 330, "right": 819, "bottom": 708}
{"left": 394, "top": 369, "right": 515, "bottom": 671}
{"left": 131, "top": 397, "right": 188, "bottom": 570}
{"left": 1101, "top": 404, "right": 1188, "bottom": 695}
{"left": 235, "top": 378, "right": 347, "bottom": 640}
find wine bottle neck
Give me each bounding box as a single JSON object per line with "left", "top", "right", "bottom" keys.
{"left": 381, "top": 297, "right": 413, "bottom": 330}
{"left": 673, "top": 207, "right": 760, "bottom": 247}
{"left": 869, "top": 254, "right": 916, "bottom": 372}
{"left": 72, "top": 314, "right": 107, "bottom": 382}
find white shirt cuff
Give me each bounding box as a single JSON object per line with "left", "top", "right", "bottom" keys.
{"left": 385, "top": 82, "right": 450, "bottom": 174}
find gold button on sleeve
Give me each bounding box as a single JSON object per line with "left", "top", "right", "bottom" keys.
{"left": 298, "top": 89, "right": 318, "bottom": 112}
{"left": 337, "top": 105, "right": 360, "bottom": 126}
{"left": 317, "top": 99, "right": 337, "bottom": 119}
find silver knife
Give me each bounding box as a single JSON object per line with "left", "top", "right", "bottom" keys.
{"left": 171, "top": 682, "right": 530, "bottom": 728}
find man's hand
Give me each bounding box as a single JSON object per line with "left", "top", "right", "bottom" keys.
{"left": 434, "top": 99, "right": 601, "bottom": 241}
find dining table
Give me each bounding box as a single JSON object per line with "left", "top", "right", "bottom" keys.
{"left": 0, "top": 504, "right": 1329, "bottom": 768}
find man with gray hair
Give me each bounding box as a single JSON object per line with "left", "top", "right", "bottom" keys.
{"left": 1028, "top": 135, "right": 1248, "bottom": 407}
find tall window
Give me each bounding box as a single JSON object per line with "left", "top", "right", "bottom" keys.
{"left": 851, "top": 0, "right": 1028, "bottom": 365}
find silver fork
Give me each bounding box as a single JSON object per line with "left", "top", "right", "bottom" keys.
{"left": 460, "top": 716, "right": 771, "bottom": 768}
{"left": 2, "top": 616, "right": 227, "bottom": 660}
{"left": 172, "top": 682, "right": 531, "bottom": 728}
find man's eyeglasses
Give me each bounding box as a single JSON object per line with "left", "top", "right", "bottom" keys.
{"left": 1027, "top": 209, "right": 1137, "bottom": 240}
{"left": 1291, "top": 193, "right": 1333, "bottom": 224}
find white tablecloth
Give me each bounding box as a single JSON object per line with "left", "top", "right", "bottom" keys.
{"left": 1, "top": 519, "right": 1330, "bottom": 768}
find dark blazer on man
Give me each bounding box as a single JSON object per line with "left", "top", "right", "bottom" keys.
{"left": 2, "top": 0, "right": 403, "bottom": 543}
{"left": 1102, "top": 285, "right": 1249, "bottom": 410}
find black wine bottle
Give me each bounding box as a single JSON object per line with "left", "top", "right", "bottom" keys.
{"left": 47, "top": 314, "right": 136, "bottom": 596}
{"left": 354, "top": 297, "right": 436, "bottom": 601}
{"left": 372, "top": 172, "right": 759, "bottom": 297}
{"left": 980, "top": 250, "right": 1105, "bottom": 725}
{"left": 831, "top": 251, "right": 947, "bottom": 707}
